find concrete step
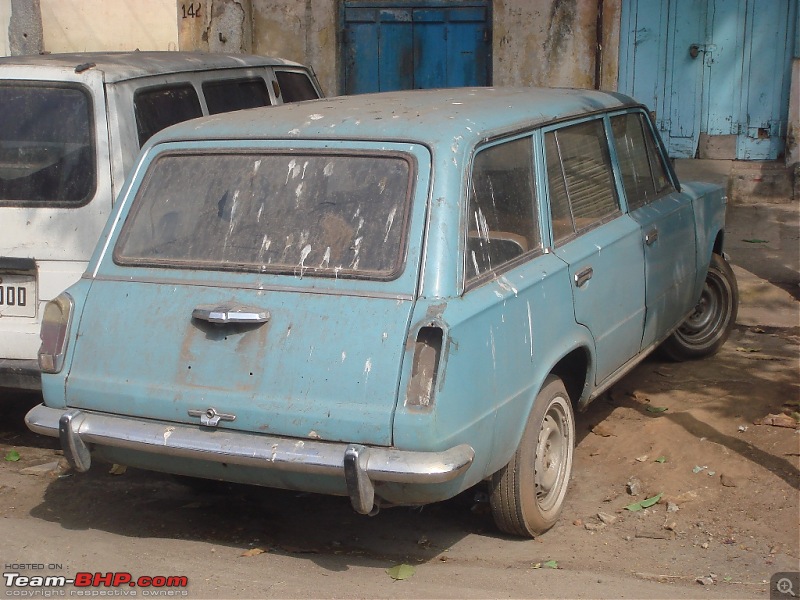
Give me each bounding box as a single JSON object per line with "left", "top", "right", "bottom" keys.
{"left": 674, "top": 159, "right": 797, "bottom": 204}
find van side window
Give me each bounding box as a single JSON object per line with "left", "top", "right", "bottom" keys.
{"left": 275, "top": 71, "right": 320, "bottom": 102}
{"left": 466, "top": 137, "right": 539, "bottom": 283}
{"left": 134, "top": 84, "right": 203, "bottom": 146}
{"left": 202, "top": 78, "right": 271, "bottom": 115}
{"left": 545, "top": 120, "right": 620, "bottom": 244}
{"left": 610, "top": 112, "right": 674, "bottom": 210}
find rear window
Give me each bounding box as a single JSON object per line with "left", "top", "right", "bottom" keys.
{"left": 114, "top": 151, "right": 413, "bottom": 280}
{"left": 0, "top": 82, "right": 95, "bottom": 205}
{"left": 275, "top": 70, "right": 320, "bottom": 102}
{"left": 202, "top": 77, "right": 271, "bottom": 114}
{"left": 134, "top": 84, "right": 203, "bottom": 146}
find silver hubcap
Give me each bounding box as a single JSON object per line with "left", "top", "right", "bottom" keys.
{"left": 534, "top": 400, "right": 569, "bottom": 511}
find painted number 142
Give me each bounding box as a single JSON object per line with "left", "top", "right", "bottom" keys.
{"left": 181, "top": 3, "right": 201, "bottom": 18}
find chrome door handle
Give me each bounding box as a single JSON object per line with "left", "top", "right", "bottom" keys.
{"left": 192, "top": 304, "right": 270, "bottom": 324}
{"left": 574, "top": 267, "right": 593, "bottom": 288}
{"left": 645, "top": 228, "right": 659, "bottom": 245}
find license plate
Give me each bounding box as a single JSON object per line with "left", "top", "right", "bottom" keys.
{"left": 0, "top": 273, "right": 36, "bottom": 317}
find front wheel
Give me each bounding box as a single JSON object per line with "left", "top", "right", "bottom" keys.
{"left": 660, "top": 253, "right": 739, "bottom": 361}
{"left": 490, "top": 375, "right": 575, "bottom": 537}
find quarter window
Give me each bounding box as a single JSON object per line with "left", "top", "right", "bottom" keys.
{"left": 134, "top": 84, "right": 203, "bottom": 146}
{"left": 202, "top": 78, "right": 271, "bottom": 114}
{"left": 610, "top": 112, "right": 674, "bottom": 211}
{"left": 275, "top": 71, "right": 320, "bottom": 102}
{"left": 466, "top": 137, "right": 540, "bottom": 282}
{"left": 545, "top": 120, "right": 620, "bottom": 244}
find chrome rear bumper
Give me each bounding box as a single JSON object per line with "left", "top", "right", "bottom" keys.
{"left": 25, "top": 404, "right": 475, "bottom": 514}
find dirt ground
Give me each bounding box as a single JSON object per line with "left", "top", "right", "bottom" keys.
{"left": 0, "top": 203, "right": 798, "bottom": 599}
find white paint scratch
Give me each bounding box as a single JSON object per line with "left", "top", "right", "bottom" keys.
{"left": 299, "top": 244, "right": 312, "bottom": 277}
{"left": 527, "top": 300, "right": 534, "bottom": 359}
{"left": 319, "top": 246, "right": 331, "bottom": 268}
{"left": 285, "top": 159, "right": 297, "bottom": 184}
{"left": 341, "top": 351, "right": 346, "bottom": 363}
{"left": 163, "top": 427, "right": 175, "bottom": 445}
{"left": 384, "top": 207, "right": 397, "bottom": 242}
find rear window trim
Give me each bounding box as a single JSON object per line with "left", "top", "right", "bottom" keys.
{"left": 0, "top": 80, "right": 97, "bottom": 209}
{"left": 112, "top": 147, "right": 417, "bottom": 282}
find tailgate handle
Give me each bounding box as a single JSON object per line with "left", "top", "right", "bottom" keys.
{"left": 192, "top": 304, "right": 270, "bottom": 325}
{"left": 645, "top": 228, "right": 659, "bottom": 245}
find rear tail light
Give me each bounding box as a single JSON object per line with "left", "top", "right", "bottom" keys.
{"left": 38, "top": 293, "right": 74, "bottom": 374}
{"left": 405, "top": 326, "right": 444, "bottom": 408}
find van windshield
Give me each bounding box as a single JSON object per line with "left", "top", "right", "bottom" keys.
{"left": 114, "top": 151, "right": 413, "bottom": 280}
{"left": 0, "top": 83, "right": 95, "bottom": 205}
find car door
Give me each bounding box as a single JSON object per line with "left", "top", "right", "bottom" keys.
{"left": 609, "top": 111, "right": 697, "bottom": 350}
{"left": 544, "top": 118, "right": 646, "bottom": 384}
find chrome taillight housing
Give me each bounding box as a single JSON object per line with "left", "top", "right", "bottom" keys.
{"left": 38, "top": 292, "right": 74, "bottom": 374}
{"left": 405, "top": 326, "right": 444, "bottom": 408}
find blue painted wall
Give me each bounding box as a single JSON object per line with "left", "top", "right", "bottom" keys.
{"left": 619, "top": 0, "right": 797, "bottom": 160}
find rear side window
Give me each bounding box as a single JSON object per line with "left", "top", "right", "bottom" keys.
{"left": 275, "top": 71, "right": 320, "bottom": 102}
{"left": 466, "top": 137, "right": 540, "bottom": 282}
{"left": 0, "top": 83, "right": 95, "bottom": 205}
{"left": 545, "top": 120, "right": 620, "bottom": 244}
{"left": 134, "top": 84, "right": 202, "bottom": 146}
{"left": 202, "top": 78, "right": 271, "bottom": 114}
{"left": 611, "top": 112, "right": 674, "bottom": 211}
{"left": 115, "top": 151, "right": 413, "bottom": 280}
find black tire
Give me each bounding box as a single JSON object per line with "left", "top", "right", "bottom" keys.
{"left": 490, "top": 375, "right": 575, "bottom": 537}
{"left": 660, "top": 253, "right": 738, "bottom": 361}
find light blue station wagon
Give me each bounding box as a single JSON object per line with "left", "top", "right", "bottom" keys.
{"left": 26, "top": 87, "right": 738, "bottom": 537}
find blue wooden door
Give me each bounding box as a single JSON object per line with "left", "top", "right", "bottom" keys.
{"left": 343, "top": 1, "right": 490, "bottom": 94}
{"left": 619, "top": 0, "right": 797, "bottom": 160}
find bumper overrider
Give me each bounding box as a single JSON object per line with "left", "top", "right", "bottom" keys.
{"left": 25, "top": 404, "right": 475, "bottom": 514}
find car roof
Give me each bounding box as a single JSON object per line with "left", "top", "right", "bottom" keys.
{"left": 0, "top": 51, "right": 305, "bottom": 83}
{"left": 151, "top": 87, "right": 640, "bottom": 148}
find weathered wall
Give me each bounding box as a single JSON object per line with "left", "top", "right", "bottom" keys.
{"left": 251, "top": 0, "right": 337, "bottom": 95}
{"left": 493, "top": 0, "right": 619, "bottom": 89}
{"left": 40, "top": 0, "right": 177, "bottom": 52}
{"left": 178, "top": 0, "right": 253, "bottom": 54}
{"left": 788, "top": 59, "right": 799, "bottom": 166}
{"left": 8, "top": 0, "right": 43, "bottom": 55}
{"left": 1, "top": 1, "right": 11, "bottom": 56}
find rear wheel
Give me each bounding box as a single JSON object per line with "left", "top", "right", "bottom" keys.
{"left": 490, "top": 375, "right": 574, "bottom": 537}
{"left": 661, "top": 253, "right": 738, "bottom": 361}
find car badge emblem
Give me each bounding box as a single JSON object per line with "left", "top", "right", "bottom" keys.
{"left": 188, "top": 407, "right": 236, "bottom": 427}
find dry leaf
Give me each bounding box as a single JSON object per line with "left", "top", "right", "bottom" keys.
{"left": 240, "top": 547, "right": 266, "bottom": 557}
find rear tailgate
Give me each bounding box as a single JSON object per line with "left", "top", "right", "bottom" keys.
{"left": 65, "top": 280, "right": 414, "bottom": 446}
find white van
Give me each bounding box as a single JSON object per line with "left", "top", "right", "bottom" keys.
{"left": 0, "top": 52, "right": 323, "bottom": 389}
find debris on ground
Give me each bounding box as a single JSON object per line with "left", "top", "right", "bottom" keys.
{"left": 626, "top": 477, "right": 642, "bottom": 496}
{"left": 597, "top": 512, "right": 617, "bottom": 525}
{"left": 386, "top": 564, "right": 416, "bottom": 581}
{"left": 755, "top": 413, "right": 799, "bottom": 428}
{"left": 19, "top": 461, "right": 61, "bottom": 476}
{"left": 720, "top": 474, "right": 739, "bottom": 487}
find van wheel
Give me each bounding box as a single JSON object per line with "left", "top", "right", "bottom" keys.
{"left": 490, "top": 375, "right": 574, "bottom": 537}
{"left": 661, "top": 253, "right": 738, "bottom": 361}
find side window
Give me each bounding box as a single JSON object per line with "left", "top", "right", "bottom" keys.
{"left": 133, "top": 84, "right": 202, "bottom": 146}
{"left": 545, "top": 120, "right": 620, "bottom": 244}
{"left": 275, "top": 71, "right": 320, "bottom": 102}
{"left": 610, "top": 112, "right": 674, "bottom": 211}
{"left": 465, "top": 137, "right": 540, "bottom": 283}
{"left": 202, "top": 78, "right": 271, "bottom": 115}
